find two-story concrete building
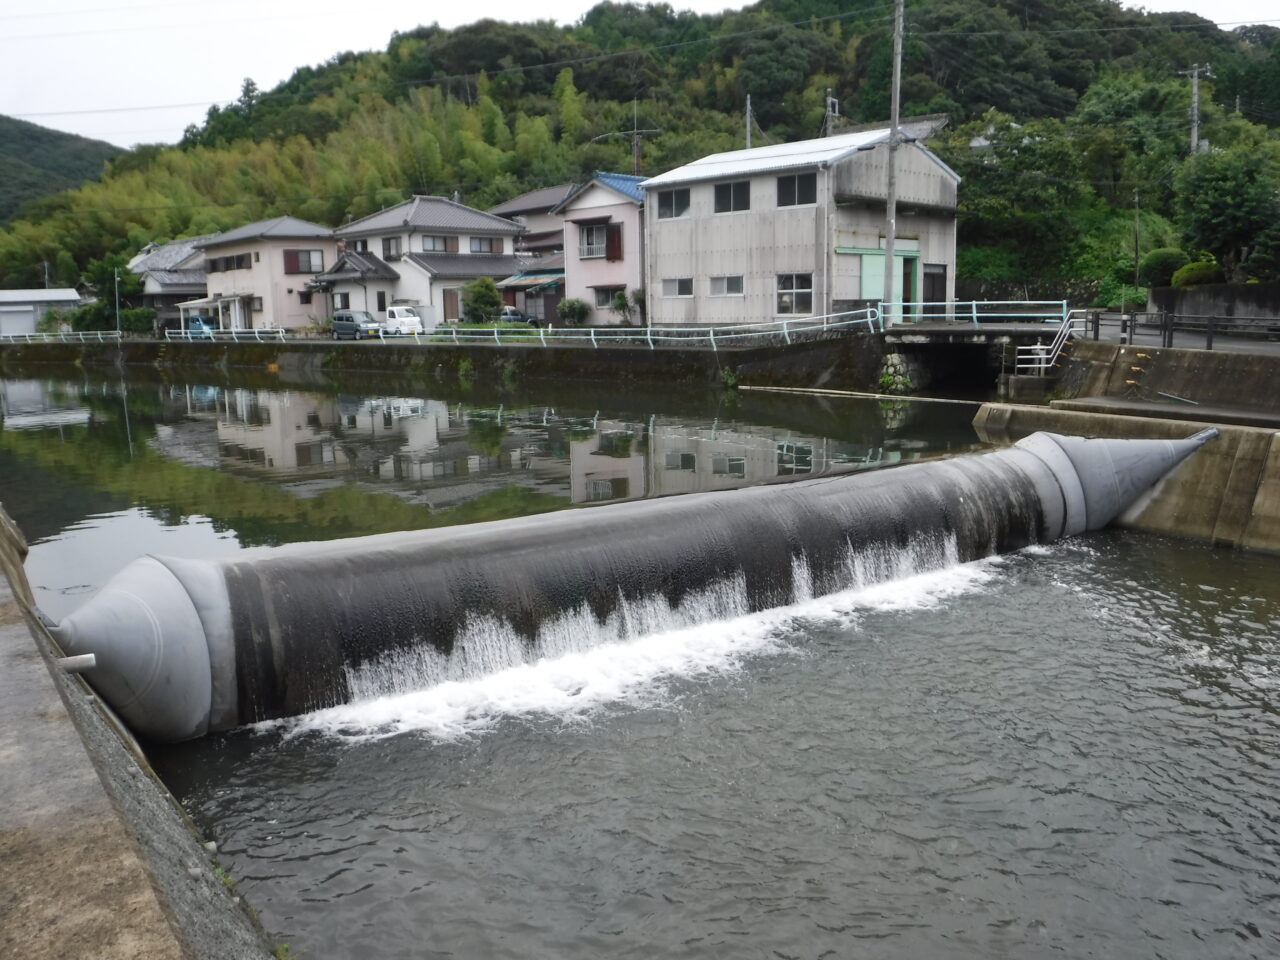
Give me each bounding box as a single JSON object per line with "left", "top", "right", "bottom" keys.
{"left": 551, "top": 173, "right": 646, "bottom": 325}
{"left": 640, "top": 129, "right": 959, "bottom": 326}
{"left": 189, "top": 216, "right": 336, "bottom": 331}
{"left": 320, "top": 196, "right": 523, "bottom": 325}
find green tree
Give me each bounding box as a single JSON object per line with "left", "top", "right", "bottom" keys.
{"left": 461, "top": 276, "right": 502, "bottom": 321}
{"left": 1176, "top": 144, "right": 1280, "bottom": 281}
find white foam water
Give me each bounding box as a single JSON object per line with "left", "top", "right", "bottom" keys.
{"left": 272, "top": 534, "right": 1001, "bottom": 743}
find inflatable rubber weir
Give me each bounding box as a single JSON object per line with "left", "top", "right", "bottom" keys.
{"left": 48, "top": 429, "right": 1217, "bottom": 742}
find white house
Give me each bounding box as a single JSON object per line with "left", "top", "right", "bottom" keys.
{"left": 0, "top": 288, "right": 82, "bottom": 336}
{"left": 640, "top": 128, "right": 959, "bottom": 326}
{"left": 321, "top": 196, "right": 523, "bottom": 325}
{"left": 551, "top": 173, "right": 646, "bottom": 325}
{"left": 128, "top": 235, "right": 214, "bottom": 327}
{"left": 186, "top": 216, "right": 337, "bottom": 331}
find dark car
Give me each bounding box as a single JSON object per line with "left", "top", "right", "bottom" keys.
{"left": 331, "top": 310, "right": 381, "bottom": 340}
{"left": 499, "top": 305, "right": 541, "bottom": 327}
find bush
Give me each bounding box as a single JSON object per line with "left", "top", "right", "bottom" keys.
{"left": 1138, "top": 248, "right": 1190, "bottom": 287}
{"left": 609, "top": 290, "right": 633, "bottom": 325}
{"left": 1092, "top": 277, "right": 1145, "bottom": 310}
{"left": 461, "top": 277, "right": 501, "bottom": 322}
{"left": 557, "top": 298, "right": 589, "bottom": 326}
{"left": 1171, "top": 260, "right": 1224, "bottom": 288}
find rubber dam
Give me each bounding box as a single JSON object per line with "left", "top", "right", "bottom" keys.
{"left": 48, "top": 429, "right": 1217, "bottom": 742}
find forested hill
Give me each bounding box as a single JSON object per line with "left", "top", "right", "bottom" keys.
{"left": 2, "top": 0, "right": 1279, "bottom": 301}
{"left": 0, "top": 115, "right": 119, "bottom": 224}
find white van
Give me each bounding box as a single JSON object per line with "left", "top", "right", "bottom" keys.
{"left": 382, "top": 306, "right": 426, "bottom": 335}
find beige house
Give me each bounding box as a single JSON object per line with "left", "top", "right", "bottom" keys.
{"left": 488, "top": 183, "right": 574, "bottom": 255}
{"left": 185, "top": 216, "right": 336, "bottom": 331}
{"left": 320, "top": 196, "right": 523, "bottom": 325}
{"left": 551, "top": 173, "right": 646, "bottom": 325}
{"left": 640, "top": 128, "right": 959, "bottom": 326}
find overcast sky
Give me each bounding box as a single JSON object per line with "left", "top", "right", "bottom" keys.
{"left": 2, "top": 0, "right": 1276, "bottom": 147}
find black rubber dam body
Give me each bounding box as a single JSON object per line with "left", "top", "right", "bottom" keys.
{"left": 49, "top": 430, "right": 1216, "bottom": 742}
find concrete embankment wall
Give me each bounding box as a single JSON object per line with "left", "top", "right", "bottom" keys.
{"left": 1055, "top": 339, "right": 1280, "bottom": 409}
{"left": 0, "top": 333, "right": 887, "bottom": 393}
{"left": 0, "top": 508, "right": 272, "bottom": 959}
{"left": 975, "top": 403, "right": 1280, "bottom": 554}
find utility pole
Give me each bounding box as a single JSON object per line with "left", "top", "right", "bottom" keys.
{"left": 1133, "top": 188, "right": 1141, "bottom": 309}
{"left": 745, "top": 94, "right": 752, "bottom": 149}
{"left": 823, "top": 88, "right": 840, "bottom": 137}
{"left": 882, "top": 0, "right": 904, "bottom": 322}
{"left": 591, "top": 100, "right": 659, "bottom": 176}
{"left": 1179, "top": 63, "right": 1211, "bottom": 154}
{"left": 114, "top": 269, "right": 121, "bottom": 333}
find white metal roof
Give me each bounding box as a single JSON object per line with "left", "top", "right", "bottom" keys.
{"left": 640, "top": 128, "right": 894, "bottom": 189}
{"left": 0, "top": 288, "right": 81, "bottom": 304}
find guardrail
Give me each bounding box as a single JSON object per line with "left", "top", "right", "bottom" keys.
{"left": 879, "top": 300, "right": 1068, "bottom": 329}
{"left": 0, "top": 330, "right": 124, "bottom": 344}
{"left": 1012, "top": 309, "right": 1089, "bottom": 375}
{"left": 164, "top": 328, "right": 287, "bottom": 342}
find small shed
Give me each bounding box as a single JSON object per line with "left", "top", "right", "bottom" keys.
{"left": 0, "top": 289, "right": 82, "bottom": 336}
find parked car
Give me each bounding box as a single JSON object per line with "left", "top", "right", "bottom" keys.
{"left": 382, "top": 306, "right": 424, "bottom": 336}
{"left": 183, "top": 316, "right": 216, "bottom": 339}
{"left": 499, "top": 305, "right": 541, "bottom": 327}
{"left": 331, "top": 310, "right": 381, "bottom": 340}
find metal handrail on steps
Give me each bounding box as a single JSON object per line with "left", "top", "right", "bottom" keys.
{"left": 1012, "top": 309, "right": 1089, "bottom": 376}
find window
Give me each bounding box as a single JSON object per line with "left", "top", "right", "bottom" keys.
{"left": 470, "top": 236, "right": 498, "bottom": 254}
{"left": 714, "top": 180, "right": 750, "bottom": 213}
{"left": 661, "top": 277, "right": 693, "bottom": 298}
{"left": 665, "top": 452, "right": 696, "bottom": 470}
{"left": 352, "top": 239, "right": 368, "bottom": 253}
{"left": 299, "top": 291, "right": 312, "bottom": 305}
{"left": 777, "top": 442, "right": 813, "bottom": 475}
{"left": 777, "top": 172, "right": 818, "bottom": 206}
{"left": 776, "top": 273, "right": 813, "bottom": 315}
{"left": 376, "top": 291, "right": 387, "bottom": 312}
{"left": 579, "top": 224, "right": 607, "bottom": 259}
{"left": 250, "top": 297, "right": 263, "bottom": 312}
{"left": 712, "top": 456, "right": 746, "bottom": 477}
{"left": 382, "top": 237, "right": 401, "bottom": 259}
{"left": 594, "top": 286, "right": 624, "bottom": 308}
{"left": 253, "top": 251, "right": 260, "bottom": 262}
{"left": 657, "top": 188, "right": 690, "bottom": 219}
{"left": 588, "top": 478, "right": 629, "bottom": 501}
{"left": 284, "top": 249, "right": 324, "bottom": 273}
{"left": 710, "top": 275, "right": 743, "bottom": 296}
{"left": 422, "top": 235, "right": 448, "bottom": 252}
{"left": 210, "top": 252, "right": 251, "bottom": 273}
{"left": 334, "top": 292, "right": 350, "bottom": 309}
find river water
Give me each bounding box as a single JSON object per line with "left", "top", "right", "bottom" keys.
{"left": 3, "top": 369, "right": 1278, "bottom": 958}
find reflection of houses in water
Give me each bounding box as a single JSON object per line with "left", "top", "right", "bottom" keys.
{"left": 215, "top": 389, "right": 344, "bottom": 474}
{"left": 0, "top": 380, "right": 91, "bottom": 431}
{"left": 570, "top": 423, "right": 647, "bottom": 503}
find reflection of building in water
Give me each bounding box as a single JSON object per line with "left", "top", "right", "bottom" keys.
{"left": 0, "top": 379, "right": 91, "bottom": 431}
{"left": 215, "top": 389, "right": 344, "bottom": 474}
{"left": 570, "top": 422, "right": 647, "bottom": 503}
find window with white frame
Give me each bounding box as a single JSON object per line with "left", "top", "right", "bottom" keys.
{"left": 656, "top": 188, "right": 690, "bottom": 219}
{"left": 712, "top": 456, "right": 746, "bottom": 477}
{"left": 714, "top": 180, "right": 750, "bottom": 213}
{"left": 710, "top": 275, "right": 743, "bottom": 296}
{"left": 776, "top": 273, "right": 813, "bottom": 315}
{"left": 662, "top": 277, "right": 693, "bottom": 298}
{"left": 777, "top": 172, "right": 818, "bottom": 206}
{"left": 382, "top": 237, "right": 401, "bottom": 259}
{"left": 579, "top": 224, "right": 607, "bottom": 258}
{"left": 594, "top": 286, "right": 624, "bottom": 308}
{"left": 333, "top": 292, "right": 350, "bottom": 309}
{"left": 665, "top": 452, "right": 696, "bottom": 470}
{"left": 284, "top": 249, "right": 324, "bottom": 273}
{"left": 470, "top": 236, "right": 499, "bottom": 254}
{"left": 352, "top": 239, "right": 369, "bottom": 253}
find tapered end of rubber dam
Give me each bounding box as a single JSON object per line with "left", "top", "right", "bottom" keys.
{"left": 47, "top": 429, "right": 1217, "bottom": 742}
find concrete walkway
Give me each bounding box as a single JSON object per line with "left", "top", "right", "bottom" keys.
{"left": 0, "top": 576, "right": 186, "bottom": 959}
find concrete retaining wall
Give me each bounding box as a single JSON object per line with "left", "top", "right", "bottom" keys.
{"left": 0, "top": 333, "right": 887, "bottom": 394}
{"left": 1056, "top": 339, "right": 1280, "bottom": 410}
{"left": 1149, "top": 281, "right": 1280, "bottom": 320}
{"left": 974, "top": 403, "right": 1280, "bottom": 554}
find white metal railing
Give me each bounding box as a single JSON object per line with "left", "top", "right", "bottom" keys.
{"left": 0, "top": 330, "right": 124, "bottom": 344}
{"left": 165, "top": 328, "right": 287, "bottom": 342}
{"left": 1013, "top": 309, "right": 1089, "bottom": 375}
{"left": 393, "top": 308, "right": 881, "bottom": 350}
{"left": 879, "top": 300, "right": 1068, "bottom": 329}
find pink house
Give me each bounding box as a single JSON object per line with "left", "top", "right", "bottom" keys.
{"left": 551, "top": 173, "right": 645, "bottom": 325}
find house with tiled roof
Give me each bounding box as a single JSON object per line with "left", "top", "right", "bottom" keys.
{"left": 184, "top": 216, "right": 337, "bottom": 331}
{"left": 488, "top": 183, "right": 575, "bottom": 254}
{"left": 127, "top": 234, "right": 215, "bottom": 327}
{"left": 319, "top": 196, "right": 523, "bottom": 324}
{"left": 551, "top": 173, "right": 646, "bottom": 325}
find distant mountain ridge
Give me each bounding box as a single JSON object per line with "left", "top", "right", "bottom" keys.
{"left": 0, "top": 115, "right": 119, "bottom": 223}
